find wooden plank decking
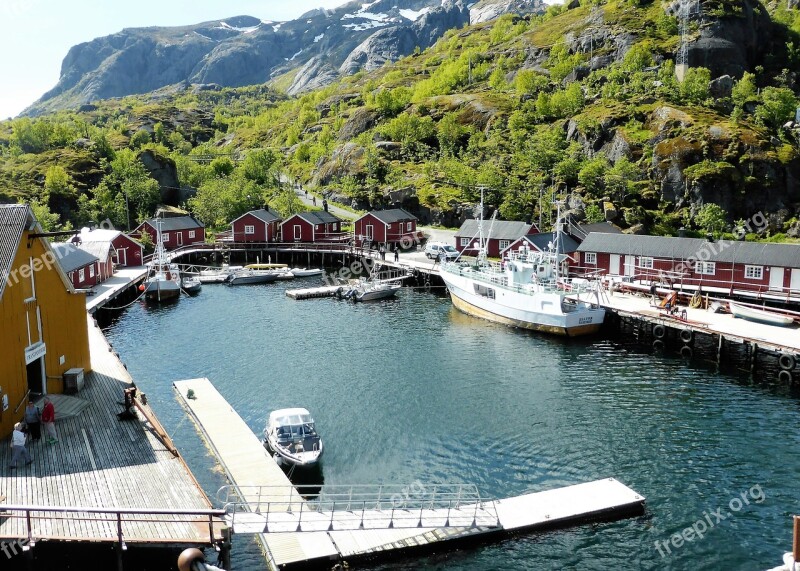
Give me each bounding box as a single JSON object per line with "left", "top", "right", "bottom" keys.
{"left": 174, "top": 377, "right": 646, "bottom": 570}
{"left": 0, "top": 317, "right": 217, "bottom": 546}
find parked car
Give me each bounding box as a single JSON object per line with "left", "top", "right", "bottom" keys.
{"left": 425, "top": 242, "right": 459, "bottom": 261}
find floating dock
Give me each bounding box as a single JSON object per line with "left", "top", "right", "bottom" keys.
{"left": 174, "top": 377, "right": 645, "bottom": 570}
{"left": 285, "top": 285, "right": 343, "bottom": 300}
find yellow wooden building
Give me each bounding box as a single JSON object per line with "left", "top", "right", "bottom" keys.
{"left": 0, "top": 204, "right": 90, "bottom": 439}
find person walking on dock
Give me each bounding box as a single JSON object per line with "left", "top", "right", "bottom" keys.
{"left": 42, "top": 397, "right": 58, "bottom": 444}
{"left": 9, "top": 422, "right": 32, "bottom": 468}
{"left": 379, "top": 244, "right": 386, "bottom": 261}
{"left": 394, "top": 245, "right": 399, "bottom": 262}
{"left": 24, "top": 401, "right": 41, "bottom": 442}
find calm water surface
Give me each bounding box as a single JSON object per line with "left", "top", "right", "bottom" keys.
{"left": 101, "top": 281, "right": 800, "bottom": 571}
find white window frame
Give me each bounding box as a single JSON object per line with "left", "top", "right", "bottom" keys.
{"left": 744, "top": 265, "right": 763, "bottom": 280}
{"left": 78, "top": 268, "right": 85, "bottom": 282}
{"left": 639, "top": 257, "right": 654, "bottom": 269}
{"left": 460, "top": 237, "right": 470, "bottom": 247}
{"left": 189, "top": 230, "right": 196, "bottom": 239}
{"left": 244, "top": 225, "right": 255, "bottom": 235}
{"left": 695, "top": 261, "right": 716, "bottom": 275}
{"left": 89, "top": 265, "right": 95, "bottom": 278}
{"left": 162, "top": 233, "right": 169, "bottom": 242}
{"left": 499, "top": 240, "right": 511, "bottom": 251}
{"left": 584, "top": 252, "right": 597, "bottom": 265}
{"left": 406, "top": 222, "right": 413, "bottom": 232}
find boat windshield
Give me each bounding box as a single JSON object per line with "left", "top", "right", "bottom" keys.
{"left": 274, "top": 413, "right": 316, "bottom": 436}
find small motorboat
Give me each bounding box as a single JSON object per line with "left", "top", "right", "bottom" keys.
{"left": 181, "top": 275, "right": 202, "bottom": 294}
{"left": 197, "top": 265, "right": 241, "bottom": 284}
{"left": 729, "top": 301, "right": 794, "bottom": 327}
{"left": 264, "top": 408, "right": 323, "bottom": 467}
{"left": 290, "top": 268, "right": 324, "bottom": 278}
{"left": 338, "top": 279, "right": 401, "bottom": 302}
{"left": 271, "top": 269, "right": 296, "bottom": 281}
{"left": 227, "top": 268, "right": 279, "bottom": 285}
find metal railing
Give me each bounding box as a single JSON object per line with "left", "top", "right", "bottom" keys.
{"left": 217, "top": 484, "right": 500, "bottom": 534}
{"left": 0, "top": 504, "right": 225, "bottom": 547}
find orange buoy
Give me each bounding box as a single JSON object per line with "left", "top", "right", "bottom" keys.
{"left": 139, "top": 284, "right": 145, "bottom": 291}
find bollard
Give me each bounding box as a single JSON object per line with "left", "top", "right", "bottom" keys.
{"left": 794, "top": 515, "right": 799, "bottom": 561}
{"left": 177, "top": 548, "right": 207, "bottom": 571}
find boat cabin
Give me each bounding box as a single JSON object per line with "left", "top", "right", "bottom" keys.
{"left": 455, "top": 220, "right": 539, "bottom": 258}
{"left": 268, "top": 408, "right": 320, "bottom": 452}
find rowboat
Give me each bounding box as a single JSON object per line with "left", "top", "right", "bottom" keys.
{"left": 728, "top": 302, "right": 794, "bottom": 327}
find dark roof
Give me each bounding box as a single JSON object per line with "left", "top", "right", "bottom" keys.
{"left": 51, "top": 242, "right": 99, "bottom": 273}
{"left": 0, "top": 204, "right": 32, "bottom": 299}
{"left": 232, "top": 209, "right": 281, "bottom": 225}
{"left": 363, "top": 209, "right": 418, "bottom": 224}
{"left": 143, "top": 216, "right": 204, "bottom": 231}
{"left": 286, "top": 211, "right": 342, "bottom": 225}
{"left": 523, "top": 232, "right": 580, "bottom": 254}
{"left": 577, "top": 233, "right": 800, "bottom": 267}
{"left": 455, "top": 219, "right": 534, "bottom": 241}
{"left": 567, "top": 220, "right": 624, "bottom": 241}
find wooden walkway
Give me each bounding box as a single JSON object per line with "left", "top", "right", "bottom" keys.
{"left": 174, "top": 377, "right": 646, "bottom": 570}
{"left": 86, "top": 266, "right": 147, "bottom": 313}
{"left": 0, "top": 317, "right": 218, "bottom": 546}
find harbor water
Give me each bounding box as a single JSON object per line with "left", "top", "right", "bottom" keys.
{"left": 100, "top": 281, "right": 800, "bottom": 571}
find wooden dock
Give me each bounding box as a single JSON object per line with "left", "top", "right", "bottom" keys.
{"left": 0, "top": 317, "right": 220, "bottom": 550}
{"left": 86, "top": 266, "right": 147, "bottom": 313}
{"left": 174, "top": 377, "right": 646, "bottom": 570}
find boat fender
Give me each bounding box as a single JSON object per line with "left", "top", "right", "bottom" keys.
{"left": 680, "top": 345, "right": 693, "bottom": 359}
{"left": 779, "top": 354, "right": 796, "bottom": 371}
{"left": 680, "top": 328, "right": 693, "bottom": 344}
{"left": 138, "top": 284, "right": 145, "bottom": 291}
{"left": 652, "top": 339, "right": 664, "bottom": 351}
{"left": 653, "top": 324, "right": 666, "bottom": 339}
{"left": 778, "top": 369, "right": 793, "bottom": 384}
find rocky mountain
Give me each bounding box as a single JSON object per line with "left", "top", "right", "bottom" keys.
{"left": 23, "top": 0, "right": 547, "bottom": 116}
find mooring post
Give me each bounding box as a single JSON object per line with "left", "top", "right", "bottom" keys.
{"left": 221, "top": 526, "right": 232, "bottom": 570}
{"left": 716, "top": 334, "right": 724, "bottom": 372}
{"left": 750, "top": 343, "right": 758, "bottom": 378}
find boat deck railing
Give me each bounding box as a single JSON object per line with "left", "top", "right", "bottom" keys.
{"left": 444, "top": 263, "right": 602, "bottom": 298}
{"left": 217, "top": 483, "right": 500, "bottom": 533}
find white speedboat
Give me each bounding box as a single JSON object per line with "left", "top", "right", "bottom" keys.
{"left": 264, "top": 408, "right": 323, "bottom": 467}
{"left": 227, "top": 268, "right": 279, "bottom": 285}
{"left": 290, "top": 268, "right": 324, "bottom": 278}
{"left": 354, "top": 280, "right": 401, "bottom": 302}
{"left": 439, "top": 200, "right": 605, "bottom": 337}
{"left": 181, "top": 275, "right": 202, "bottom": 294}
{"left": 142, "top": 219, "right": 181, "bottom": 302}
{"left": 729, "top": 301, "right": 794, "bottom": 327}
{"left": 197, "top": 265, "right": 241, "bottom": 283}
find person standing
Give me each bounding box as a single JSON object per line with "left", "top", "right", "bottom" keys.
{"left": 394, "top": 245, "right": 399, "bottom": 262}
{"left": 24, "top": 401, "right": 41, "bottom": 442}
{"left": 42, "top": 397, "right": 57, "bottom": 444}
{"left": 10, "top": 422, "right": 32, "bottom": 468}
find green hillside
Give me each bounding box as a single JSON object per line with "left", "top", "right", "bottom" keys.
{"left": 1, "top": 0, "right": 799, "bottom": 240}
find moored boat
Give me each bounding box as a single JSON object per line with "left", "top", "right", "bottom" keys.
{"left": 264, "top": 408, "right": 323, "bottom": 467}
{"left": 439, "top": 200, "right": 605, "bottom": 336}
{"left": 290, "top": 268, "right": 324, "bottom": 278}
{"left": 181, "top": 275, "right": 202, "bottom": 294}
{"left": 142, "top": 218, "right": 181, "bottom": 302}
{"left": 227, "top": 268, "right": 279, "bottom": 285}
{"left": 729, "top": 301, "right": 794, "bottom": 327}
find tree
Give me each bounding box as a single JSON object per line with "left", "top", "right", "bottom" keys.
{"left": 129, "top": 129, "right": 151, "bottom": 149}
{"left": 695, "top": 203, "right": 728, "bottom": 235}
{"left": 242, "top": 149, "right": 281, "bottom": 186}
{"left": 44, "top": 165, "right": 72, "bottom": 199}
{"left": 731, "top": 72, "right": 757, "bottom": 108}
{"left": 29, "top": 200, "right": 60, "bottom": 231}
{"left": 754, "top": 87, "right": 798, "bottom": 128}
{"left": 679, "top": 67, "right": 711, "bottom": 104}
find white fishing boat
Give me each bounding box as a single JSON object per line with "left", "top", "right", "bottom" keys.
{"left": 290, "top": 268, "right": 324, "bottom": 278}
{"left": 353, "top": 280, "right": 402, "bottom": 302}
{"left": 142, "top": 218, "right": 181, "bottom": 302}
{"left": 729, "top": 301, "right": 794, "bottom": 327}
{"left": 227, "top": 268, "right": 279, "bottom": 285}
{"left": 264, "top": 408, "right": 323, "bottom": 467}
{"left": 439, "top": 200, "right": 605, "bottom": 337}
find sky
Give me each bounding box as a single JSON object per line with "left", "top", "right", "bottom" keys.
{"left": 0, "top": 0, "right": 348, "bottom": 119}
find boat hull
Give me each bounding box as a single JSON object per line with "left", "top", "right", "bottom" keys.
{"left": 144, "top": 280, "right": 181, "bottom": 301}
{"left": 228, "top": 272, "right": 278, "bottom": 285}
{"left": 442, "top": 271, "right": 604, "bottom": 337}
{"left": 265, "top": 436, "right": 323, "bottom": 467}
{"left": 729, "top": 302, "right": 794, "bottom": 327}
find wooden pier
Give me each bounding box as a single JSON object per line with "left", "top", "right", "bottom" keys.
{"left": 0, "top": 318, "right": 222, "bottom": 563}
{"left": 86, "top": 266, "right": 147, "bottom": 313}
{"left": 174, "top": 377, "right": 645, "bottom": 570}
{"left": 598, "top": 289, "right": 800, "bottom": 382}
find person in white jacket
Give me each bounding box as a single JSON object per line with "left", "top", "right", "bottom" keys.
{"left": 10, "top": 422, "right": 32, "bottom": 468}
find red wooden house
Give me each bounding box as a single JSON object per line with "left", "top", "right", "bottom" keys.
{"left": 51, "top": 243, "right": 101, "bottom": 289}
{"left": 133, "top": 216, "right": 205, "bottom": 251}
{"left": 576, "top": 233, "right": 800, "bottom": 297}
{"left": 353, "top": 209, "right": 419, "bottom": 247}
{"left": 231, "top": 209, "right": 281, "bottom": 243}
{"left": 79, "top": 228, "right": 144, "bottom": 268}
{"left": 455, "top": 220, "right": 539, "bottom": 258}
{"left": 280, "top": 211, "right": 343, "bottom": 242}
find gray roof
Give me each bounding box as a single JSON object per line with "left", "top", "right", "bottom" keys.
{"left": 143, "top": 216, "right": 204, "bottom": 231}
{"left": 247, "top": 209, "right": 281, "bottom": 224}
{"left": 288, "top": 211, "right": 341, "bottom": 225}
{"left": 363, "top": 209, "right": 418, "bottom": 224}
{"left": 567, "top": 221, "right": 624, "bottom": 241}
{"left": 0, "top": 204, "right": 33, "bottom": 299}
{"left": 51, "top": 242, "right": 99, "bottom": 273}
{"left": 577, "top": 233, "right": 800, "bottom": 267}
{"left": 455, "top": 219, "right": 534, "bottom": 241}
{"left": 77, "top": 240, "right": 112, "bottom": 261}
{"left": 523, "top": 232, "right": 580, "bottom": 254}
